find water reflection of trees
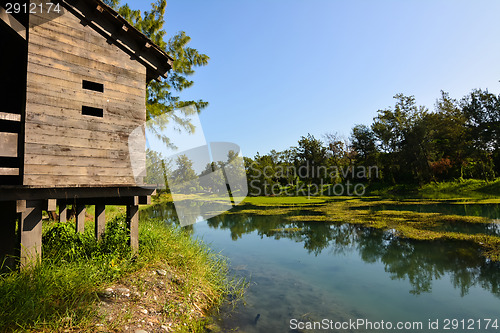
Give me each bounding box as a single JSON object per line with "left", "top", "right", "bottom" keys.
{"left": 208, "top": 212, "right": 500, "bottom": 297}
{"left": 141, "top": 204, "right": 500, "bottom": 297}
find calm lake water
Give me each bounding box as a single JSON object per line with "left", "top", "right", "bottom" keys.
{"left": 141, "top": 202, "right": 500, "bottom": 333}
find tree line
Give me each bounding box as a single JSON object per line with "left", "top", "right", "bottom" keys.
{"left": 245, "top": 88, "right": 500, "bottom": 194}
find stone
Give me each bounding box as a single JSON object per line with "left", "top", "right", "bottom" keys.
{"left": 116, "top": 287, "right": 130, "bottom": 295}
{"left": 156, "top": 269, "right": 167, "bottom": 276}
{"left": 99, "top": 288, "right": 114, "bottom": 298}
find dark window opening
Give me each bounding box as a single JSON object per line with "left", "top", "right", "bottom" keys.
{"left": 82, "top": 80, "right": 104, "bottom": 92}
{"left": 82, "top": 106, "right": 103, "bottom": 117}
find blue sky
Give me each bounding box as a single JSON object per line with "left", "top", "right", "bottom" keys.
{"left": 128, "top": 0, "right": 500, "bottom": 158}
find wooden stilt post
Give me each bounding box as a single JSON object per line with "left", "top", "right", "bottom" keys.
{"left": 95, "top": 204, "right": 106, "bottom": 240}
{"left": 59, "top": 203, "right": 67, "bottom": 222}
{"left": 0, "top": 201, "right": 19, "bottom": 269}
{"left": 76, "top": 204, "right": 86, "bottom": 233}
{"left": 126, "top": 200, "right": 139, "bottom": 252}
{"left": 19, "top": 200, "right": 43, "bottom": 269}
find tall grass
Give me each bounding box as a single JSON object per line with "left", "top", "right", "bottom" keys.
{"left": 0, "top": 215, "right": 241, "bottom": 332}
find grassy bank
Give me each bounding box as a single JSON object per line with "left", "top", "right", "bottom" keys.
{"left": 0, "top": 215, "right": 244, "bottom": 332}
{"left": 419, "top": 178, "right": 500, "bottom": 197}
{"left": 366, "top": 177, "right": 500, "bottom": 198}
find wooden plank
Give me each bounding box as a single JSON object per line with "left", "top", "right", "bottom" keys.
{"left": 75, "top": 204, "right": 86, "bottom": 233}
{"left": 25, "top": 153, "right": 141, "bottom": 169}
{"left": 29, "top": 1, "right": 172, "bottom": 80}
{"left": 28, "top": 38, "right": 144, "bottom": 77}
{"left": 29, "top": 24, "right": 144, "bottom": 72}
{"left": 44, "top": 199, "right": 57, "bottom": 212}
{"left": 25, "top": 109, "right": 143, "bottom": 134}
{"left": 28, "top": 20, "right": 145, "bottom": 74}
{"left": 0, "top": 6, "right": 26, "bottom": 39}
{"left": 0, "top": 186, "right": 157, "bottom": 201}
{"left": 24, "top": 165, "right": 135, "bottom": 177}
{"left": 25, "top": 109, "right": 141, "bottom": 135}
{"left": 26, "top": 60, "right": 145, "bottom": 96}
{"left": 27, "top": 52, "right": 145, "bottom": 91}
{"left": 30, "top": 12, "right": 148, "bottom": 63}
{"left": 25, "top": 99, "right": 145, "bottom": 126}
{"left": 16, "top": 200, "right": 26, "bottom": 213}
{"left": 0, "top": 168, "right": 19, "bottom": 176}
{"left": 29, "top": 13, "right": 91, "bottom": 41}
{"left": 126, "top": 204, "right": 139, "bottom": 252}
{"left": 25, "top": 90, "right": 145, "bottom": 121}
{"left": 24, "top": 174, "right": 136, "bottom": 186}
{"left": 24, "top": 143, "right": 143, "bottom": 167}
{"left": 25, "top": 130, "right": 129, "bottom": 150}
{"left": 59, "top": 196, "right": 142, "bottom": 206}
{"left": 0, "top": 112, "right": 22, "bottom": 121}
{"left": 27, "top": 72, "right": 145, "bottom": 102}
{"left": 95, "top": 204, "right": 106, "bottom": 240}
{"left": 25, "top": 122, "right": 133, "bottom": 145}
{"left": 26, "top": 91, "right": 145, "bottom": 121}
{"left": 24, "top": 142, "right": 130, "bottom": 159}
{"left": 0, "top": 132, "right": 18, "bottom": 157}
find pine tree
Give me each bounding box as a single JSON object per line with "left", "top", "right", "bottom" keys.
{"left": 103, "top": 0, "right": 209, "bottom": 136}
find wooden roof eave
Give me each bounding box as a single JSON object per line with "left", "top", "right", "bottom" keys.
{"left": 59, "top": 0, "right": 173, "bottom": 82}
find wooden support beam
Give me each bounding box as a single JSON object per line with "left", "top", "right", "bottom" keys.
{"left": 44, "top": 199, "right": 57, "bottom": 212}
{"left": 0, "top": 6, "right": 26, "bottom": 40}
{"left": 16, "top": 200, "right": 26, "bottom": 213}
{"left": 19, "top": 201, "right": 43, "bottom": 269}
{"left": 0, "top": 186, "right": 156, "bottom": 202}
{"left": 59, "top": 204, "right": 67, "bottom": 222}
{"left": 58, "top": 196, "right": 140, "bottom": 206}
{"left": 75, "top": 204, "right": 86, "bottom": 233}
{"left": 126, "top": 204, "right": 139, "bottom": 252}
{"left": 95, "top": 204, "right": 106, "bottom": 240}
{"left": 0, "top": 201, "right": 19, "bottom": 269}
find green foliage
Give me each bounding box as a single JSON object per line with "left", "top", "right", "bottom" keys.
{"left": 350, "top": 125, "right": 377, "bottom": 161}
{"left": 42, "top": 220, "right": 92, "bottom": 261}
{"left": 0, "top": 215, "right": 241, "bottom": 332}
{"left": 296, "top": 134, "right": 328, "bottom": 185}
{"left": 244, "top": 85, "right": 500, "bottom": 190}
{"left": 99, "top": 215, "right": 131, "bottom": 255}
{"left": 118, "top": 1, "right": 209, "bottom": 116}
{"left": 106, "top": 0, "right": 209, "bottom": 147}
{"left": 42, "top": 215, "right": 130, "bottom": 262}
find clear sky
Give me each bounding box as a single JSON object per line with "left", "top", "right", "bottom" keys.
{"left": 128, "top": 0, "right": 500, "bottom": 158}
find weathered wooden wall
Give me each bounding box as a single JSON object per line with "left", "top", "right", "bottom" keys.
{"left": 23, "top": 10, "right": 147, "bottom": 187}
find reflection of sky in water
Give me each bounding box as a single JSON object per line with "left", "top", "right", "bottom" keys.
{"left": 140, "top": 203, "right": 500, "bottom": 332}
{"left": 194, "top": 219, "right": 500, "bottom": 332}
